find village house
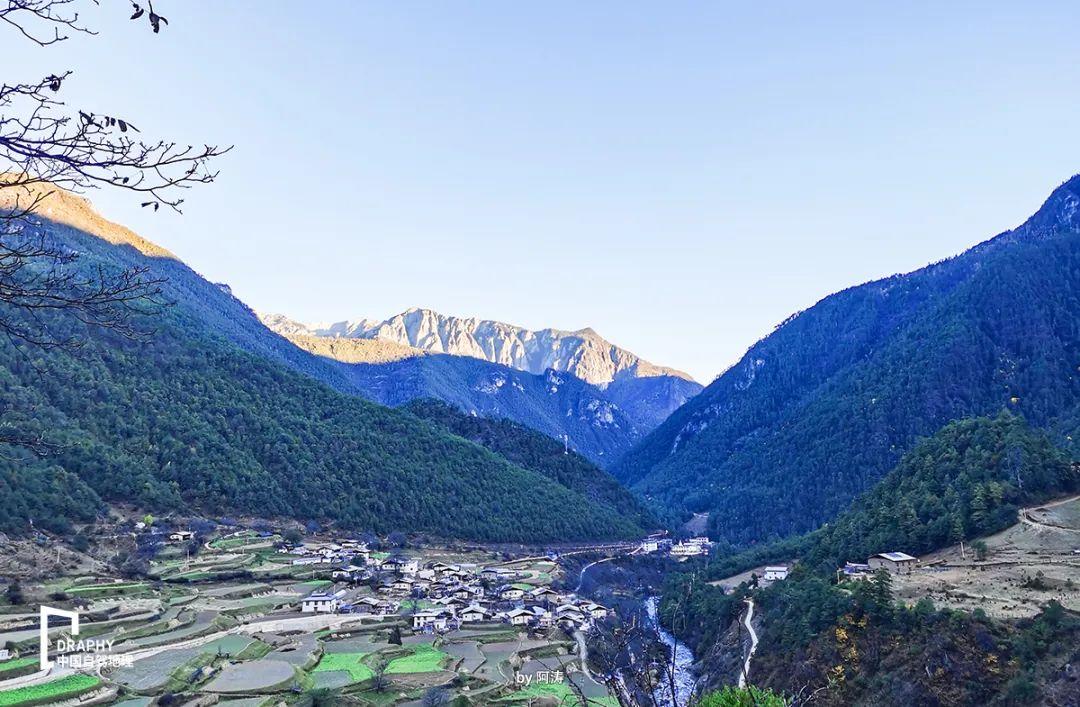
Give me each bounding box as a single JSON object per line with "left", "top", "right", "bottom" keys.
{"left": 531, "top": 607, "right": 554, "bottom": 628}
{"left": 528, "top": 587, "right": 558, "bottom": 604}
{"left": 451, "top": 586, "right": 476, "bottom": 601}
{"left": 428, "top": 561, "right": 460, "bottom": 577}
{"left": 302, "top": 589, "right": 344, "bottom": 613}
{"left": 580, "top": 602, "right": 609, "bottom": 620}
{"left": 499, "top": 585, "right": 525, "bottom": 602}
{"left": 763, "top": 566, "right": 789, "bottom": 582}
{"left": 504, "top": 608, "right": 533, "bottom": 626}
{"left": 460, "top": 605, "right": 491, "bottom": 623}
{"left": 670, "top": 542, "right": 706, "bottom": 558}
{"left": 331, "top": 567, "right": 365, "bottom": 581}
{"left": 556, "top": 605, "right": 586, "bottom": 627}
{"left": 354, "top": 596, "right": 395, "bottom": 615}
{"left": 411, "top": 610, "right": 450, "bottom": 631}
{"left": 169, "top": 530, "right": 194, "bottom": 542}
{"left": 481, "top": 568, "right": 516, "bottom": 583}
{"left": 638, "top": 539, "right": 660, "bottom": 554}
{"left": 389, "top": 577, "right": 415, "bottom": 595}
{"left": 868, "top": 552, "right": 918, "bottom": 574}
{"left": 385, "top": 555, "right": 420, "bottom": 575}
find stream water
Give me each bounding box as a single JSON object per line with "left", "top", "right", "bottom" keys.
{"left": 645, "top": 596, "right": 698, "bottom": 707}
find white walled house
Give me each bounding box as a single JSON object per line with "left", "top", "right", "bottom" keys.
{"left": 763, "top": 566, "right": 789, "bottom": 581}
{"left": 460, "top": 606, "right": 490, "bottom": 623}
{"left": 580, "top": 602, "right": 609, "bottom": 620}
{"left": 499, "top": 586, "right": 525, "bottom": 601}
{"left": 505, "top": 608, "right": 532, "bottom": 626}
{"left": 868, "top": 552, "right": 918, "bottom": 574}
{"left": 411, "top": 610, "right": 449, "bottom": 630}
{"left": 670, "top": 542, "right": 706, "bottom": 558}
{"left": 302, "top": 590, "right": 343, "bottom": 613}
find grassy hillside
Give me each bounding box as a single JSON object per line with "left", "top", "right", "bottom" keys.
{"left": 617, "top": 175, "right": 1080, "bottom": 545}
{"left": 403, "top": 399, "right": 660, "bottom": 531}
{"left": 0, "top": 194, "right": 646, "bottom": 542}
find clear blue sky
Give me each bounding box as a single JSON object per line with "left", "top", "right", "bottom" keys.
{"left": 7, "top": 1, "right": 1080, "bottom": 382}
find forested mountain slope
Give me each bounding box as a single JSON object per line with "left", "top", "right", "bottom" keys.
{"left": 700, "top": 414, "right": 1079, "bottom": 582}
{"left": 403, "top": 399, "right": 659, "bottom": 531}
{"left": 0, "top": 189, "right": 647, "bottom": 541}
{"left": 666, "top": 414, "right": 1079, "bottom": 705}
{"left": 617, "top": 175, "right": 1080, "bottom": 545}
{"left": 800, "top": 413, "right": 1078, "bottom": 570}
{"left": 264, "top": 315, "right": 702, "bottom": 465}
{"left": 332, "top": 353, "right": 643, "bottom": 465}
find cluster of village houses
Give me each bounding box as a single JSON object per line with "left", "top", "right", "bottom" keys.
{"left": 840, "top": 551, "right": 919, "bottom": 579}
{"left": 287, "top": 540, "right": 609, "bottom": 634}
{"left": 756, "top": 551, "right": 920, "bottom": 587}
{"left": 637, "top": 535, "right": 714, "bottom": 559}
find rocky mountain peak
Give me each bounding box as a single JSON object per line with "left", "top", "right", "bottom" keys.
{"left": 260, "top": 308, "right": 696, "bottom": 386}
{"left": 1016, "top": 173, "right": 1080, "bottom": 237}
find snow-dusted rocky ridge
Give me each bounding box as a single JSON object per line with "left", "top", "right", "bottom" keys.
{"left": 260, "top": 309, "right": 703, "bottom": 465}
{"left": 264, "top": 308, "right": 695, "bottom": 387}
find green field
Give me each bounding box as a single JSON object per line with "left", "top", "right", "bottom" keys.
{"left": 312, "top": 653, "right": 373, "bottom": 683}
{"left": 0, "top": 675, "right": 101, "bottom": 706}
{"left": 385, "top": 645, "right": 449, "bottom": 674}
{"left": 0, "top": 658, "right": 36, "bottom": 676}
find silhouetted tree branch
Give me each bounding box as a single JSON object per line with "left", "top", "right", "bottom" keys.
{"left": 0, "top": 0, "right": 229, "bottom": 452}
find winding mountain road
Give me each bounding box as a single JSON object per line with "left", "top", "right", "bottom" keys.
{"left": 737, "top": 598, "right": 758, "bottom": 689}
{"left": 1018, "top": 493, "right": 1080, "bottom": 533}
{"left": 575, "top": 557, "right": 615, "bottom": 593}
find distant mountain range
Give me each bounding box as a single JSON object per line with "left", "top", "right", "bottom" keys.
{"left": 0, "top": 186, "right": 654, "bottom": 541}
{"left": 616, "top": 174, "right": 1080, "bottom": 545}
{"left": 260, "top": 310, "right": 702, "bottom": 465}
{"left": 264, "top": 309, "right": 694, "bottom": 386}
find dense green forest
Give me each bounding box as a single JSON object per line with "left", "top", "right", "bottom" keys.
{"left": 660, "top": 413, "right": 1080, "bottom": 704}
{"left": 403, "top": 399, "right": 659, "bottom": 530}
{"left": 342, "top": 353, "right": 643, "bottom": 466}
{"left": 0, "top": 207, "right": 647, "bottom": 542}
{"left": 617, "top": 176, "right": 1080, "bottom": 546}
{"left": 799, "top": 413, "right": 1078, "bottom": 571}
{"left": 696, "top": 413, "right": 1078, "bottom": 583}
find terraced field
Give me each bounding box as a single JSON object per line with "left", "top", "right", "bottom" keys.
{"left": 0, "top": 674, "right": 102, "bottom": 706}
{"left": 312, "top": 652, "right": 373, "bottom": 683}
{"left": 386, "top": 644, "right": 451, "bottom": 674}
{"left": 0, "top": 531, "right": 619, "bottom": 706}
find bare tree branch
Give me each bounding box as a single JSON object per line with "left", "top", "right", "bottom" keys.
{"left": 0, "top": 0, "right": 229, "bottom": 453}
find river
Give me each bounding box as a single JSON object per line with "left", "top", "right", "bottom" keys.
{"left": 644, "top": 596, "right": 698, "bottom": 707}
